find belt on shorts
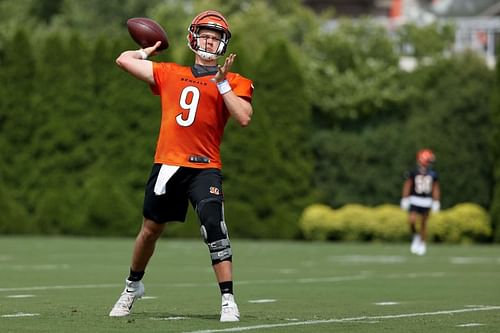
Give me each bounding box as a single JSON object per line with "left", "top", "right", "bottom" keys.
{"left": 189, "top": 155, "right": 210, "bottom": 163}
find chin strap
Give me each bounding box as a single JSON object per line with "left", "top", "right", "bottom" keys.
{"left": 197, "top": 49, "right": 219, "bottom": 61}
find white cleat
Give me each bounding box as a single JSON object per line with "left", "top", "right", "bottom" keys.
{"left": 410, "top": 234, "right": 421, "bottom": 254}
{"left": 109, "top": 279, "right": 145, "bottom": 317}
{"left": 416, "top": 241, "right": 427, "bottom": 256}
{"left": 220, "top": 293, "right": 240, "bottom": 322}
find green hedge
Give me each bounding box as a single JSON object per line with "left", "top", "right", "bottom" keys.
{"left": 299, "top": 203, "right": 492, "bottom": 243}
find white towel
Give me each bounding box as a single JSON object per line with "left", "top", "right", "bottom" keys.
{"left": 154, "top": 164, "right": 180, "bottom": 195}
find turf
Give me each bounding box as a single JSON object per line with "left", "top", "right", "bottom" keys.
{"left": 1, "top": 236, "right": 499, "bottom": 332}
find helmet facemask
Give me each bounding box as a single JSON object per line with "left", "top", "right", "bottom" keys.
{"left": 189, "top": 28, "right": 229, "bottom": 60}
{"left": 187, "top": 10, "right": 231, "bottom": 61}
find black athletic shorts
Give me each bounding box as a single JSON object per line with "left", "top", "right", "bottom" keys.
{"left": 409, "top": 205, "right": 430, "bottom": 214}
{"left": 143, "top": 164, "right": 224, "bottom": 223}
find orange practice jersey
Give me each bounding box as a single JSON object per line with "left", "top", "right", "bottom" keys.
{"left": 151, "top": 62, "right": 253, "bottom": 169}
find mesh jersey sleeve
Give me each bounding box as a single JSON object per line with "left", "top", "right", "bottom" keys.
{"left": 228, "top": 73, "right": 254, "bottom": 102}
{"left": 150, "top": 62, "right": 177, "bottom": 96}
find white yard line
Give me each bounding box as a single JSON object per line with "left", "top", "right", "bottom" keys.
{"left": 457, "top": 323, "right": 485, "bottom": 327}
{"left": 151, "top": 316, "right": 189, "bottom": 321}
{"left": 374, "top": 301, "right": 399, "bottom": 305}
{"left": 0, "top": 284, "right": 122, "bottom": 292}
{"left": 0, "top": 264, "right": 70, "bottom": 271}
{"left": 0, "top": 274, "right": 368, "bottom": 293}
{"left": 2, "top": 312, "right": 40, "bottom": 318}
{"left": 183, "top": 306, "right": 500, "bottom": 333}
{"left": 450, "top": 257, "right": 500, "bottom": 264}
{"left": 0, "top": 271, "right": 446, "bottom": 293}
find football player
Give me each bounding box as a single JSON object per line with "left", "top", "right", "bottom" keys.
{"left": 109, "top": 10, "right": 253, "bottom": 322}
{"left": 400, "top": 149, "right": 441, "bottom": 255}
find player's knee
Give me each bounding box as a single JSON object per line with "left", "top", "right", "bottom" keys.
{"left": 140, "top": 219, "right": 164, "bottom": 242}
{"left": 197, "top": 199, "right": 232, "bottom": 264}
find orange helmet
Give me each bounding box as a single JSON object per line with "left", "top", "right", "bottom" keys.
{"left": 417, "top": 149, "right": 435, "bottom": 167}
{"left": 187, "top": 10, "right": 231, "bottom": 60}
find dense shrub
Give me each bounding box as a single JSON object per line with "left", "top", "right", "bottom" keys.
{"left": 428, "top": 203, "right": 492, "bottom": 243}
{"left": 299, "top": 203, "right": 491, "bottom": 243}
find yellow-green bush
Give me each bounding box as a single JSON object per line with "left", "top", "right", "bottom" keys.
{"left": 299, "top": 202, "right": 492, "bottom": 243}
{"left": 428, "top": 203, "right": 492, "bottom": 243}
{"left": 334, "top": 204, "right": 376, "bottom": 241}
{"left": 299, "top": 204, "right": 341, "bottom": 241}
{"left": 372, "top": 204, "right": 408, "bottom": 241}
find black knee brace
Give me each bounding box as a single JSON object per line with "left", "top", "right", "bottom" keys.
{"left": 197, "top": 198, "right": 232, "bottom": 264}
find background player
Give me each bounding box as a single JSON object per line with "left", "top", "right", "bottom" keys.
{"left": 400, "top": 149, "right": 441, "bottom": 255}
{"left": 108, "top": 10, "right": 253, "bottom": 322}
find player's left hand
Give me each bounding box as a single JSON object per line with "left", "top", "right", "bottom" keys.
{"left": 212, "top": 53, "right": 236, "bottom": 83}
{"left": 431, "top": 200, "right": 440, "bottom": 213}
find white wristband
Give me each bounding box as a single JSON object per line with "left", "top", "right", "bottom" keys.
{"left": 137, "top": 49, "right": 148, "bottom": 60}
{"left": 400, "top": 197, "right": 410, "bottom": 211}
{"left": 431, "top": 200, "right": 440, "bottom": 212}
{"left": 217, "top": 80, "right": 232, "bottom": 95}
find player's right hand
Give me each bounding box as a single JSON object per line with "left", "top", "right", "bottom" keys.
{"left": 144, "top": 41, "right": 162, "bottom": 57}
{"left": 400, "top": 197, "right": 410, "bottom": 211}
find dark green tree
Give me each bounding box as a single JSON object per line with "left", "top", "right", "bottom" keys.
{"left": 311, "top": 121, "right": 413, "bottom": 208}
{"left": 306, "top": 19, "right": 403, "bottom": 125}
{"left": 406, "top": 52, "right": 494, "bottom": 209}
{"left": 0, "top": 177, "right": 31, "bottom": 233}
{"left": 82, "top": 37, "right": 160, "bottom": 234}
{"left": 224, "top": 40, "right": 314, "bottom": 238}
{"left": 491, "top": 52, "right": 500, "bottom": 242}
{"left": 305, "top": 19, "right": 413, "bottom": 207}
{"left": 27, "top": 32, "right": 99, "bottom": 232}
{"left": 31, "top": 0, "right": 64, "bottom": 23}
{"left": 0, "top": 29, "right": 36, "bottom": 231}
{"left": 0, "top": 29, "right": 36, "bottom": 188}
{"left": 397, "top": 22, "right": 455, "bottom": 58}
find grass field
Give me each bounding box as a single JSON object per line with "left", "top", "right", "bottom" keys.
{"left": 1, "top": 236, "right": 499, "bottom": 332}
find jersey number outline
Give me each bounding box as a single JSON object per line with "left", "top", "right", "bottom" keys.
{"left": 414, "top": 175, "right": 433, "bottom": 194}
{"left": 176, "top": 86, "right": 200, "bottom": 127}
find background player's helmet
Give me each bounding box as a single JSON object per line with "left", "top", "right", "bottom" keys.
{"left": 417, "top": 149, "right": 435, "bottom": 167}
{"left": 187, "top": 10, "right": 231, "bottom": 61}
